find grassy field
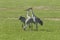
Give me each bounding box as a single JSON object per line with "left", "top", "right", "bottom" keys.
{"left": 0, "top": 0, "right": 60, "bottom": 40}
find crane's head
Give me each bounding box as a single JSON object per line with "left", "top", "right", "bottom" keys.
{"left": 25, "top": 8, "right": 33, "bottom": 11}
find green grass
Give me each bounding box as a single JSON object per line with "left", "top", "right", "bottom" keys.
{"left": 0, "top": 0, "right": 60, "bottom": 40}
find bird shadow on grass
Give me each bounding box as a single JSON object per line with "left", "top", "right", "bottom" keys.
{"left": 39, "top": 29, "right": 54, "bottom": 32}
{"left": 22, "top": 28, "right": 54, "bottom": 32}
{"left": 27, "top": 29, "right": 54, "bottom": 32}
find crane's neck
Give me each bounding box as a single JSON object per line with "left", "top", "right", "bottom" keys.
{"left": 31, "top": 9, "right": 35, "bottom": 17}
{"left": 26, "top": 11, "right": 31, "bottom": 18}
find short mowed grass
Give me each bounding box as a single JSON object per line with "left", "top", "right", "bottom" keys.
{"left": 0, "top": 0, "right": 60, "bottom": 40}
